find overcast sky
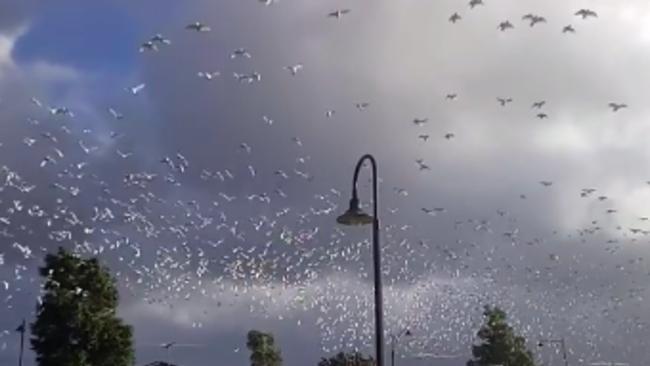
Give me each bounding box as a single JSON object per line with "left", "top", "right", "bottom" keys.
{"left": 1, "top": 1, "right": 650, "bottom": 365}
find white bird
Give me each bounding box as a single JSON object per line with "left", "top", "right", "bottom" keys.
{"left": 127, "top": 83, "right": 146, "bottom": 95}
{"left": 285, "top": 64, "right": 303, "bottom": 76}
{"left": 108, "top": 107, "right": 124, "bottom": 120}
{"left": 186, "top": 22, "right": 211, "bottom": 32}
{"left": 231, "top": 48, "right": 252, "bottom": 59}
{"left": 328, "top": 9, "right": 351, "bottom": 18}
{"left": 139, "top": 41, "right": 158, "bottom": 53}
{"left": 116, "top": 150, "right": 132, "bottom": 159}
{"left": 325, "top": 110, "right": 335, "bottom": 118}
{"left": 197, "top": 71, "right": 221, "bottom": 80}
{"left": 262, "top": 115, "right": 274, "bottom": 125}
{"left": 259, "top": 0, "right": 276, "bottom": 5}
{"left": 49, "top": 107, "right": 74, "bottom": 117}
{"left": 31, "top": 97, "right": 43, "bottom": 108}
{"left": 150, "top": 34, "right": 171, "bottom": 45}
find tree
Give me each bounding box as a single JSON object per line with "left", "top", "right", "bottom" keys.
{"left": 31, "top": 247, "right": 134, "bottom": 366}
{"left": 467, "top": 306, "right": 535, "bottom": 366}
{"left": 247, "top": 330, "right": 282, "bottom": 366}
{"left": 318, "top": 351, "right": 375, "bottom": 366}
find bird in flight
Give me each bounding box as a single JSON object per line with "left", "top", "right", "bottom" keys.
{"left": 49, "top": 107, "right": 74, "bottom": 117}
{"left": 536, "top": 113, "right": 548, "bottom": 119}
{"left": 328, "top": 9, "right": 351, "bottom": 18}
{"left": 108, "top": 107, "right": 124, "bottom": 120}
{"left": 449, "top": 13, "right": 462, "bottom": 23}
{"left": 608, "top": 102, "right": 627, "bottom": 112}
{"left": 531, "top": 101, "right": 546, "bottom": 109}
{"left": 413, "top": 118, "right": 428, "bottom": 126}
{"left": 197, "top": 71, "right": 221, "bottom": 80}
{"left": 446, "top": 93, "right": 458, "bottom": 101}
{"left": 575, "top": 9, "right": 597, "bottom": 19}
{"left": 231, "top": 48, "right": 252, "bottom": 59}
{"left": 285, "top": 64, "right": 303, "bottom": 76}
{"left": 127, "top": 83, "right": 146, "bottom": 95}
{"left": 444, "top": 133, "right": 455, "bottom": 140}
{"left": 540, "top": 181, "right": 553, "bottom": 187}
{"left": 418, "top": 134, "right": 430, "bottom": 141}
{"left": 139, "top": 41, "right": 158, "bottom": 53}
{"left": 186, "top": 22, "right": 211, "bottom": 32}
{"left": 355, "top": 102, "right": 370, "bottom": 111}
{"left": 416, "top": 159, "right": 430, "bottom": 171}
{"left": 150, "top": 34, "right": 171, "bottom": 45}
{"left": 325, "top": 110, "right": 335, "bottom": 118}
{"left": 468, "top": 0, "right": 484, "bottom": 9}
{"left": 562, "top": 25, "right": 576, "bottom": 33}
{"left": 497, "top": 97, "right": 513, "bottom": 106}
{"left": 522, "top": 14, "right": 546, "bottom": 27}
{"left": 497, "top": 21, "right": 514, "bottom": 31}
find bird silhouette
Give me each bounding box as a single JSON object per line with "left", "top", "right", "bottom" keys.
{"left": 562, "top": 25, "right": 576, "bottom": 33}
{"left": 186, "top": 22, "right": 211, "bottom": 32}
{"left": 608, "top": 102, "right": 627, "bottom": 112}
{"left": 498, "top": 21, "right": 514, "bottom": 31}
{"left": 449, "top": 13, "right": 462, "bottom": 23}
{"left": 328, "top": 9, "right": 351, "bottom": 18}
{"left": 575, "top": 9, "right": 597, "bottom": 19}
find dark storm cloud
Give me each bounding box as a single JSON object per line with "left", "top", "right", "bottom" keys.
{"left": 2, "top": 0, "right": 650, "bottom": 365}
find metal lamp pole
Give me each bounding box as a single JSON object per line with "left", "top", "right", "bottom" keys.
{"left": 16, "top": 319, "right": 25, "bottom": 366}
{"left": 390, "top": 329, "right": 412, "bottom": 366}
{"left": 337, "top": 154, "right": 384, "bottom": 366}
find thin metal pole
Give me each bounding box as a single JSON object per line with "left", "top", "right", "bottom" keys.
{"left": 17, "top": 319, "right": 25, "bottom": 366}
{"left": 350, "top": 154, "right": 384, "bottom": 366}
{"left": 390, "top": 335, "right": 395, "bottom": 366}
{"left": 561, "top": 338, "right": 568, "bottom": 366}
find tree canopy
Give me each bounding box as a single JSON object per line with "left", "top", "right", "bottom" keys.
{"left": 318, "top": 351, "right": 375, "bottom": 366}
{"left": 30, "top": 247, "right": 134, "bottom": 366}
{"left": 467, "top": 306, "right": 536, "bottom": 366}
{"left": 247, "top": 329, "right": 283, "bottom": 366}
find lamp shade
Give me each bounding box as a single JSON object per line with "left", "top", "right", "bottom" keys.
{"left": 336, "top": 198, "right": 373, "bottom": 226}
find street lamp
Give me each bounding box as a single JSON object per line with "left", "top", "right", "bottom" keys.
{"left": 390, "top": 328, "right": 412, "bottom": 366}
{"left": 538, "top": 338, "right": 568, "bottom": 366}
{"left": 336, "top": 154, "right": 384, "bottom": 366}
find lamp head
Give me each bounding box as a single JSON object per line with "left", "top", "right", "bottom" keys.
{"left": 336, "top": 197, "right": 373, "bottom": 226}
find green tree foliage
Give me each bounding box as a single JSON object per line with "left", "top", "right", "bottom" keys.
{"left": 30, "top": 247, "right": 134, "bottom": 366}
{"left": 318, "top": 352, "right": 375, "bottom": 366}
{"left": 247, "top": 330, "right": 283, "bottom": 366}
{"left": 467, "top": 306, "right": 535, "bottom": 366}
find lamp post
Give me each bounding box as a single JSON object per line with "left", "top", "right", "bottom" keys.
{"left": 16, "top": 319, "right": 25, "bottom": 366}
{"left": 390, "top": 328, "right": 412, "bottom": 366}
{"left": 538, "top": 338, "right": 568, "bottom": 366}
{"left": 336, "top": 154, "right": 384, "bottom": 366}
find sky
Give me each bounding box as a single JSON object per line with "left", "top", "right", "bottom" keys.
{"left": 0, "top": 0, "right": 650, "bottom": 365}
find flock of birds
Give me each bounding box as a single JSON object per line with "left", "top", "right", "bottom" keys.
{"left": 0, "top": 2, "right": 646, "bottom": 365}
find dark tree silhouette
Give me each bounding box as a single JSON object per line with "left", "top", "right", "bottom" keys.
{"left": 31, "top": 247, "right": 134, "bottom": 366}
{"left": 467, "top": 306, "right": 536, "bottom": 366}
{"left": 247, "top": 330, "right": 282, "bottom": 366}
{"left": 318, "top": 351, "right": 375, "bottom": 366}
